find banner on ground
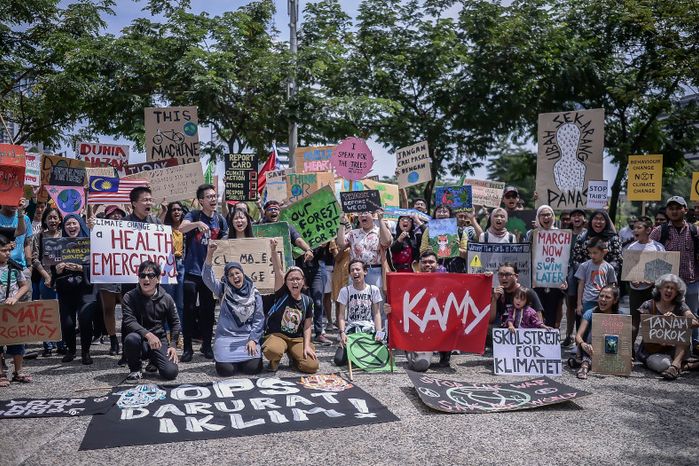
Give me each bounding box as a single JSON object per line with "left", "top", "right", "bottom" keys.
{"left": 24, "top": 152, "right": 41, "bottom": 187}
{"left": 591, "top": 314, "right": 632, "bottom": 376}
{"left": 586, "top": 180, "right": 608, "bottom": 210}
{"left": 532, "top": 229, "right": 572, "bottom": 288}
{"left": 463, "top": 179, "right": 505, "bottom": 208}
{"left": 76, "top": 142, "right": 129, "bottom": 175}
{"left": 332, "top": 137, "right": 373, "bottom": 181}
{"left": 492, "top": 329, "right": 562, "bottom": 376}
{"left": 39, "top": 155, "right": 86, "bottom": 202}
{"left": 427, "top": 218, "right": 460, "bottom": 258}
{"left": 145, "top": 106, "right": 199, "bottom": 165}
{"left": 0, "top": 395, "right": 114, "bottom": 419}
{"left": 395, "top": 141, "right": 431, "bottom": 188}
{"left": 340, "top": 190, "right": 382, "bottom": 213}
{"left": 124, "top": 159, "right": 178, "bottom": 175}
{"left": 627, "top": 155, "right": 663, "bottom": 201}
{"left": 641, "top": 315, "right": 691, "bottom": 346}
{"left": 434, "top": 185, "right": 473, "bottom": 212}
{"left": 383, "top": 207, "right": 431, "bottom": 223}
{"left": 621, "top": 250, "right": 680, "bottom": 282}
{"left": 224, "top": 154, "right": 258, "bottom": 201}
{"left": 252, "top": 222, "right": 294, "bottom": 267}
{"left": 346, "top": 333, "right": 394, "bottom": 372}
{"left": 124, "top": 162, "right": 204, "bottom": 204}
{"left": 286, "top": 172, "right": 335, "bottom": 204}
{"left": 0, "top": 144, "right": 26, "bottom": 205}
{"left": 386, "top": 273, "right": 491, "bottom": 353}
{"left": 361, "top": 179, "right": 399, "bottom": 207}
{"left": 264, "top": 169, "right": 289, "bottom": 203}
{"left": 79, "top": 375, "right": 398, "bottom": 450}
{"left": 466, "top": 242, "right": 531, "bottom": 288}
{"left": 90, "top": 218, "right": 176, "bottom": 284}
{"left": 407, "top": 371, "right": 589, "bottom": 413}
{"left": 294, "top": 145, "right": 334, "bottom": 173}
{"left": 41, "top": 237, "right": 90, "bottom": 266}
{"left": 211, "top": 238, "right": 285, "bottom": 294}
{"left": 280, "top": 186, "right": 341, "bottom": 249}
{"left": 536, "top": 108, "right": 604, "bottom": 210}
{"left": 0, "top": 300, "right": 61, "bottom": 346}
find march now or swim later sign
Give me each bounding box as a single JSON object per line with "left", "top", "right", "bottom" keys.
{"left": 532, "top": 229, "right": 572, "bottom": 288}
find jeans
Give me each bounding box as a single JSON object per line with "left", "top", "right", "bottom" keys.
{"left": 306, "top": 260, "right": 327, "bottom": 337}
{"left": 183, "top": 273, "right": 216, "bottom": 352}
{"left": 161, "top": 258, "right": 185, "bottom": 328}
{"left": 124, "top": 333, "right": 178, "bottom": 380}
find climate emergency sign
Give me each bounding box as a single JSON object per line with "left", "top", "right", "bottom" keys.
{"left": 90, "top": 218, "right": 177, "bottom": 284}
{"left": 386, "top": 273, "right": 491, "bottom": 353}
{"left": 0, "top": 300, "right": 61, "bottom": 345}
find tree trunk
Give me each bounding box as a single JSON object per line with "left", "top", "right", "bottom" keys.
{"left": 608, "top": 158, "right": 626, "bottom": 223}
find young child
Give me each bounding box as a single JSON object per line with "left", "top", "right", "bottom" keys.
{"left": 503, "top": 287, "right": 549, "bottom": 332}
{"left": 575, "top": 237, "right": 617, "bottom": 316}
{"left": 0, "top": 234, "right": 32, "bottom": 386}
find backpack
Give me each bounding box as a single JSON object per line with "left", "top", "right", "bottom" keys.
{"left": 659, "top": 222, "right": 699, "bottom": 258}
{"left": 484, "top": 231, "right": 515, "bottom": 243}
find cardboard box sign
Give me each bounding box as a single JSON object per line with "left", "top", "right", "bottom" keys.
{"left": 621, "top": 250, "right": 680, "bottom": 282}
{"left": 0, "top": 300, "right": 61, "bottom": 345}
{"left": 124, "top": 158, "right": 178, "bottom": 175}
{"left": 210, "top": 238, "right": 285, "bottom": 294}
{"left": 641, "top": 315, "right": 691, "bottom": 346}
{"left": 145, "top": 106, "right": 200, "bottom": 165}
{"left": 395, "top": 141, "right": 431, "bottom": 188}
{"left": 591, "top": 314, "right": 632, "bottom": 376}
{"left": 340, "top": 190, "right": 382, "bottom": 213}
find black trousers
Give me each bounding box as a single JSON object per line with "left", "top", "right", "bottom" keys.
{"left": 56, "top": 281, "right": 96, "bottom": 355}
{"left": 124, "top": 333, "right": 178, "bottom": 380}
{"left": 215, "top": 359, "right": 262, "bottom": 377}
{"left": 183, "top": 273, "right": 216, "bottom": 351}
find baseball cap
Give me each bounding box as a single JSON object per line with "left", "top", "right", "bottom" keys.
{"left": 503, "top": 186, "right": 519, "bottom": 196}
{"left": 104, "top": 205, "right": 126, "bottom": 218}
{"left": 570, "top": 208, "right": 586, "bottom": 216}
{"left": 666, "top": 196, "right": 687, "bottom": 208}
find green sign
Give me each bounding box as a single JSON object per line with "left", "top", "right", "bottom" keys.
{"left": 252, "top": 221, "right": 294, "bottom": 266}
{"left": 346, "top": 333, "right": 394, "bottom": 373}
{"left": 280, "top": 186, "right": 341, "bottom": 250}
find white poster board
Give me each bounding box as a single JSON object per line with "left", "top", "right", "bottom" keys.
{"left": 492, "top": 328, "right": 562, "bottom": 376}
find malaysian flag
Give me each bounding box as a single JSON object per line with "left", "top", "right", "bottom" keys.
{"left": 87, "top": 177, "right": 149, "bottom": 204}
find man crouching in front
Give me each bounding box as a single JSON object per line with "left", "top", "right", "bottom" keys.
{"left": 122, "top": 260, "right": 180, "bottom": 383}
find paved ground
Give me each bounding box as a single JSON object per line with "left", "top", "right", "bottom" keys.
{"left": 1, "top": 310, "right": 699, "bottom": 465}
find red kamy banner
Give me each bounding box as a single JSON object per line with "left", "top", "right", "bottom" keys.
{"left": 387, "top": 273, "right": 492, "bottom": 354}
{"left": 0, "top": 144, "right": 26, "bottom": 205}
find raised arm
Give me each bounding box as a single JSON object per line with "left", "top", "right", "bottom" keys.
{"left": 270, "top": 238, "right": 284, "bottom": 291}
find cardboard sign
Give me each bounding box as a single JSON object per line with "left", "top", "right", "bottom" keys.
{"left": 24, "top": 152, "right": 41, "bottom": 186}
{"left": 332, "top": 137, "right": 374, "bottom": 180}
{"left": 492, "top": 328, "right": 562, "bottom": 376}
{"left": 586, "top": 180, "right": 608, "bottom": 209}
{"left": 124, "top": 162, "right": 204, "bottom": 204}
{"left": 361, "top": 179, "right": 400, "bottom": 207}
{"left": 346, "top": 333, "right": 394, "bottom": 372}
{"left": 641, "top": 315, "right": 691, "bottom": 346}
{"left": 532, "top": 229, "right": 572, "bottom": 288}
{"left": 264, "top": 169, "right": 289, "bottom": 202}
{"left": 591, "top": 314, "right": 632, "bottom": 376}
{"left": 286, "top": 172, "right": 334, "bottom": 204}
{"left": 0, "top": 396, "right": 114, "bottom": 419}
{"left": 627, "top": 154, "right": 663, "bottom": 201}
{"left": 252, "top": 222, "right": 294, "bottom": 268}
{"left": 386, "top": 273, "right": 492, "bottom": 353}
{"left": 506, "top": 209, "right": 537, "bottom": 241}
{"left": 536, "top": 108, "right": 604, "bottom": 210}
{"left": 48, "top": 163, "right": 86, "bottom": 187}
{"left": 340, "top": 190, "right": 382, "bottom": 213}
{"left": 211, "top": 238, "right": 285, "bottom": 294}
{"left": 467, "top": 242, "right": 532, "bottom": 288}
{"left": 280, "top": 186, "right": 341, "bottom": 249}
{"left": 0, "top": 300, "right": 61, "bottom": 345}
{"left": 691, "top": 172, "right": 699, "bottom": 202}
{"left": 0, "top": 144, "right": 26, "bottom": 205}
{"left": 39, "top": 155, "right": 86, "bottom": 202}
{"left": 145, "top": 106, "right": 199, "bottom": 164}
{"left": 90, "top": 218, "right": 177, "bottom": 284}
{"left": 76, "top": 142, "right": 129, "bottom": 175}
{"left": 41, "top": 237, "right": 90, "bottom": 266}
{"left": 621, "top": 250, "right": 680, "bottom": 282}
{"left": 395, "top": 141, "right": 431, "bottom": 188}
{"left": 79, "top": 376, "right": 398, "bottom": 451}
{"left": 45, "top": 185, "right": 85, "bottom": 217}
{"left": 407, "top": 371, "right": 590, "bottom": 414}
{"left": 294, "top": 145, "right": 334, "bottom": 173}
{"left": 124, "top": 159, "right": 178, "bottom": 175}
{"left": 463, "top": 179, "right": 505, "bottom": 208}
{"left": 224, "top": 154, "right": 258, "bottom": 201}
{"left": 383, "top": 207, "right": 431, "bottom": 223}
{"left": 434, "top": 185, "right": 473, "bottom": 212}
{"left": 427, "top": 218, "right": 460, "bottom": 258}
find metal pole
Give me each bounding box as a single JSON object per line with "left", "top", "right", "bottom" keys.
{"left": 288, "top": 0, "right": 298, "bottom": 170}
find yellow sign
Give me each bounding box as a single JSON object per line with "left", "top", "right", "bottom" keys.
{"left": 691, "top": 172, "right": 699, "bottom": 202}
{"left": 627, "top": 154, "right": 662, "bottom": 201}
{"left": 469, "top": 255, "right": 482, "bottom": 268}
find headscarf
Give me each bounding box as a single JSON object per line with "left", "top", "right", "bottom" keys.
{"left": 587, "top": 210, "right": 616, "bottom": 239}
{"left": 221, "top": 262, "right": 257, "bottom": 324}
{"left": 487, "top": 207, "right": 509, "bottom": 238}
{"left": 61, "top": 214, "right": 89, "bottom": 238}
{"left": 534, "top": 205, "right": 555, "bottom": 230}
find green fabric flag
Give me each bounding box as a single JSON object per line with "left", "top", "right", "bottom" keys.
{"left": 346, "top": 333, "right": 394, "bottom": 373}
{"left": 204, "top": 158, "right": 214, "bottom": 184}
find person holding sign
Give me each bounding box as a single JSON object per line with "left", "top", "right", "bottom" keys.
{"left": 337, "top": 209, "right": 393, "bottom": 288}
{"left": 202, "top": 242, "right": 264, "bottom": 376}
{"left": 636, "top": 274, "right": 699, "bottom": 380}
{"left": 261, "top": 239, "right": 319, "bottom": 373}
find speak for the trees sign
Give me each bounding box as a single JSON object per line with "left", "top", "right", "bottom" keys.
{"left": 386, "top": 273, "right": 491, "bottom": 354}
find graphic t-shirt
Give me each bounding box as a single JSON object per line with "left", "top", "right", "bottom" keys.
{"left": 347, "top": 226, "right": 381, "bottom": 264}
{"left": 263, "top": 288, "right": 313, "bottom": 338}
{"left": 337, "top": 283, "right": 383, "bottom": 327}
{"left": 0, "top": 212, "right": 33, "bottom": 267}
{"left": 184, "top": 210, "right": 228, "bottom": 276}
{"left": 575, "top": 260, "right": 617, "bottom": 303}
{"left": 0, "top": 264, "right": 24, "bottom": 302}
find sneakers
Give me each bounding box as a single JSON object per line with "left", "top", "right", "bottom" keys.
{"left": 313, "top": 334, "right": 333, "bottom": 346}
{"left": 144, "top": 363, "right": 157, "bottom": 373}
{"left": 126, "top": 371, "right": 143, "bottom": 384}
{"left": 61, "top": 352, "right": 76, "bottom": 363}
{"left": 562, "top": 336, "right": 572, "bottom": 347}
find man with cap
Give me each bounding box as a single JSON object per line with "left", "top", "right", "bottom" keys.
{"left": 502, "top": 186, "right": 520, "bottom": 216}
{"left": 563, "top": 208, "right": 588, "bottom": 346}
{"left": 650, "top": 196, "right": 699, "bottom": 351}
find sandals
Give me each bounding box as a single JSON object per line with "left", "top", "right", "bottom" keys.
{"left": 567, "top": 357, "right": 582, "bottom": 369}
{"left": 576, "top": 362, "right": 590, "bottom": 380}
{"left": 11, "top": 372, "right": 32, "bottom": 383}
{"left": 0, "top": 373, "right": 9, "bottom": 388}
{"left": 661, "top": 364, "right": 680, "bottom": 381}
{"left": 682, "top": 358, "right": 699, "bottom": 372}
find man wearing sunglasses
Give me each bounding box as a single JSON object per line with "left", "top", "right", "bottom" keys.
{"left": 122, "top": 260, "right": 180, "bottom": 383}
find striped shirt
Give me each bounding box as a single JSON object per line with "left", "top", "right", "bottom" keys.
{"left": 650, "top": 222, "right": 697, "bottom": 283}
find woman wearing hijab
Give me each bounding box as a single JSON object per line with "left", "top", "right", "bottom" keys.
{"left": 52, "top": 214, "right": 97, "bottom": 364}
{"left": 203, "top": 242, "right": 264, "bottom": 376}
{"left": 479, "top": 207, "right": 516, "bottom": 243}
{"left": 572, "top": 210, "right": 623, "bottom": 278}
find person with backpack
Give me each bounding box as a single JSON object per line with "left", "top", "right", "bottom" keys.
{"left": 179, "top": 184, "right": 229, "bottom": 362}
{"left": 478, "top": 208, "right": 516, "bottom": 243}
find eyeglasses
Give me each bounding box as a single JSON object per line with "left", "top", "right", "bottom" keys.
{"left": 497, "top": 272, "right": 515, "bottom": 277}
{"left": 202, "top": 194, "right": 217, "bottom": 200}
{"left": 139, "top": 272, "right": 157, "bottom": 279}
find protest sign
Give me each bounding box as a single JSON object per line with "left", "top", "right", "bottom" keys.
{"left": 0, "top": 396, "right": 114, "bottom": 419}
{"left": 124, "top": 162, "right": 204, "bottom": 204}
{"left": 621, "top": 250, "right": 680, "bottom": 282}
{"left": 280, "top": 186, "right": 341, "bottom": 249}
{"left": 386, "top": 273, "right": 491, "bottom": 353}
{"left": 79, "top": 375, "right": 398, "bottom": 450}
{"left": 536, "top": 108, "right": 604, "bottom": 209}
{"left": 641, "top": 315, "right": 691, "bottom": 346}
{"left": 361, "top": 179, "right": 400, "bottom": 207}
{"left": 395, "top": 141, "right": 431, "bottom": 188}
{"left": 587, "top": 180, "right": 608, "bottom": 209}
{"left": 626, "top": 154, "right": 663, "bottom": 201}
{"left": 124, "top": 158, "right": 178, "bottom": 175}
{"left": 211, "top": 238, "right": 285, "bottom": 294}
{"left": 0, "top": 300, "right": 61, "bottom": 346}
{"left": 41, "top": 237, "right": 90, "bottom": 266}
{"left": 294, "top": 145, "right": 334, "bottom": 173}
{"left": 591, "top": 314, "right": 632, "bottom": 376}
{"left": 24, "top": 152, "right": 41, "bottom": 186}
{"left": 467, "top": 242, "right": 532, "bottom": 288}
{"left": 427, "top": 218, "right": 460, "bottom": 258}
{"left": 340, "top": 190, "right": 382, "bottom": 213}
{"left": 434, "top": 185, "right": 473, "bottom": 212}
{"left": 0, "top": 144, "right": 26, "bottom": 205}
{"left": 532, "top": 229, "right": 572, "bottom": 287}
{"left": 90, "top": 218, "right": 177, "bottom": 284}
{"left": 49, "top": 163, "right": 86, "bottom": 187}
{"left": 407, "top": 371, "right": 589, "bottom": 414}
{"left": 76, "top": 142, "right": 129, "bottom": 175}
{"left": 506, "top": 209, "right": 536, "bottom": 241}
{"left": 264, "top": 169, "right": 289, "bottom": 202}
{"left": 463, "top": 179, "right": 505, "bottom": 208}
{"left": 45, "top": 185, "right": 85, "bottom": 218}
{"left": 692, "top": 172, "right": 699, "bottom": 202}
{"left": 383, "top": 207, "right": 431, "bottom": 223}
{"left": 286, "top": 172, "right": 334, "bottom": 204}
{"left": 224, "top": 154, "right": 258, "bottom": 202}
{"left": 492, "top": 328, "right": 562, "bottom": 376}
{"left": 346, "top": 333, "right": 394, "bottom": 373}
{"left": 39, "top": 155, "right": 86, "bottom": 202}
{"left": 145, "top": 106, "right": 199, "bottom": 165}
{"left": 252, "top": 222, "right": 294, "bottom": 267}
{"left": 332, "top": 137, "right": 374, "bottom": 180}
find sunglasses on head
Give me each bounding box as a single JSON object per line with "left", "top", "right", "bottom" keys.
{"left": 139, "top": 272, "right": 157, "bottom": 279}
